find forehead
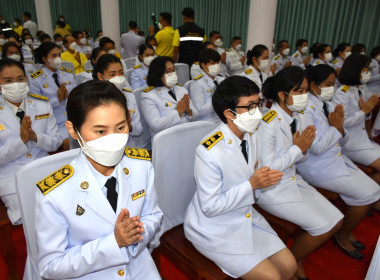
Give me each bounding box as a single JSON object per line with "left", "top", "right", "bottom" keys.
{"left": 237, "top": 94, "right": 259, "bottom": 104}
{"left": 0, "top": 65, "right": 25, "bottom": 77}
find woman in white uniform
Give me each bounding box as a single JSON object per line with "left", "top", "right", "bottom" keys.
{"left": 2, "top": 41, "right": 36, "bottom": 76}
{"left": 35, "top": 80, "right": 163, "bottom": 279}
{"left": 297, "top": 64, "right": 380, "bottom": 260}
{"left": 331, "top": 43, "right": 351, "bottom": 74}
{"left": 258, "top": 66, "right": 344, "bottom": 279}
{"left": 131, "top": 44, "right": 155, "bottom": 89}
{"left": 185, "top": 76, "right": 296, "bottom": 280}
{"left": 312, "top": 44, "right": 333, "bottom": 66}
{"left": 75, "top": 47, "right": 107, "bottom": 85}
{"left": 241, "top": 44, "right": 269, "bottom": 90}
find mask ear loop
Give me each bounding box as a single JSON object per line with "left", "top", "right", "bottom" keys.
{"left": 283, "top": 91, "right": 291, "bottom": 105}
{"left": 75, "top": 128, "right": 85, "bottom": 148}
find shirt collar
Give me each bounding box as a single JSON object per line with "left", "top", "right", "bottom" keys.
{"left": 272, "top": 102, "right": 293, "bottom": 124}
{"left": 4, "top": 98, "right": 26, "bottom": 115}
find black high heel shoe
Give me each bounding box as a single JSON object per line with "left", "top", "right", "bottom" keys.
{"left": 333, "top": 235, "right": 363, "bottom": 260}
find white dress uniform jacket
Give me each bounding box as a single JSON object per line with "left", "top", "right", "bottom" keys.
{"left": 271, "top": 54, "right": 290, "bottom": 74}
{"left": 331, "top": 56, "right": 344, "bottom": 70}
{"left": 121, "top": 31, "right": 143, "bottom": 59}
{"left": 141, "top": 84, "right": 199, "bottom": 138}
{"left": 240, "top": 66, "right": 267, "bottom": 90}
{"left": 35, "top": 150, "right": 163, "bottom": 280}
{"left": 189, "top": 70, "right": 224, "bottom": 123}
{"left": 226, "top": 48, "right": 245, "bottom": 76}
{"left": 122, "top": 88, "right": 143, "bottom": 147}
{"left": 0, "top": 93, "right": 62, "bottom": 223}
{"left": 23, "top": 62, "right": 36, "bottom": 76}
{"left": 290, "top": 50, "right": 306, "bottom": 69}
{"left": 131, "top": 64, "right": 148, "bottom": 89}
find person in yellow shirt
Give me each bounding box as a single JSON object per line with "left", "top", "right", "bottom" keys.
{"left": 54, "top": 20, "right": 70, "bottom": 38}
{"left": 154, "top": 12, "right": 175, "bottom": 57}
{"left": 61, "top": 35, "right": 87, "bottom": 74}
{"left": 58, "top": 15, "right": 72, "bottom": 33}
{"left": 13, "top": 18, "right": 23, "bottom": 36}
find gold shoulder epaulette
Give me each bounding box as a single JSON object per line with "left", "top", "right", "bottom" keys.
{"left": 194, "top": 74, "right": 203, "bottom": 80}
{"left": 274, "top": 55, "right": 280, "bottom": 60}
{"left": 244, "top": 68, "right": 253, "bottom": 75}
{"left": 316, "top": 60, "right": 321, "bottom": 64}
{"left": 122, "top": 88, "right": 133, "bottom": 92}
{"left": 85, "top": 69, "right": 93, "bottom": 73}
{"left": 144, "top": 86, "right": 155, "bottom": 92}
{"left": 332, "top": 59, "right": 338, "bottom": 64}
{"left": 176, "top": 83, "right": 182, "bottom": 87}
{"left": 341, "top": 85, "right": 350, "bottom": 93}
{"left": 298, "top": 110, "right": 304, "bottom": 114}
{"left": 60, "top": 67, "right": 73, "bottom": 73}
{"left": 36, "top": 165, "right": 74, "bottom": 195}
{"left": 125, "top": 147, "right": 151, "bottom": 160}
{"left": 134, "top": 64, "right": 142, "bottom": 69}
{"left": 295, "top": 53, "right": 299, "bottom": 57}
{"left": 28, "top": 93, "right": 49, "bottom": 101}
{"left": 262, "top": 110, "right": 277, "bottom": 123}
{"left": 24, "top": 60, "right": 33, "bottom": 64}
{"left": 31, "top": 70, "right": 43, "bottom": 79}
{"left": 227, "top": 49, "right": 232, "bottom": 52}
{"left": 194, "top": 61, "right": 199, "bottom": 65}
{"left": 201, "top": 131, "right": 223, "bottom": 150}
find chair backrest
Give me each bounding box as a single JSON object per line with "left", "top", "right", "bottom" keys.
{"left": 84, "top": 60, "right": 93, "bottom": 71}
{"left": 61, "top": 61, "right": 75, "bottom": 76}
{"left": 366, "top": 235, "right": 380, "bottom": 279}
{"left": 15, "top": 149, "right": 81, "bottom": 279}
{"left": 126, "top": 68, "right": 134, "bottom": 86}
{"left": 184, "top": 80, "right": 192, "bottom": 93}
{"left": 133, "top": 86, "right": 151, "bottom": 149}
{"left": 175, "top": 63, "right": 190, "bottom": 86}
{"left": 125, "top": 57, "right": 137, "bottom": 69}
{"left": 152, "top": 121, "right": 218, "bottom": 240}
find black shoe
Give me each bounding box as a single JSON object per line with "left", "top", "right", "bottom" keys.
{"left": 333, "top": 235, "right": 363, "bottom": 260}
{"left": 373, "top": 207, "right": 380, "bottom": 214}
{"left": 366, "top": 210, "right": 374, "bottom": 217}
{"left": 351, "top": 240, "right": 366, "bottom": 250}
{"left": 298, "top": 277, "right": 310, "bottom": 280}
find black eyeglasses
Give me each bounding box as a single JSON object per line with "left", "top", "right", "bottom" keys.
{"left": 235, "top": 99, "right": 264, "bottom": 114}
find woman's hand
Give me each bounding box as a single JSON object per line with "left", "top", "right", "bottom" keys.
{"left": 114, "top": 209, "right": 144, "bottom": 247}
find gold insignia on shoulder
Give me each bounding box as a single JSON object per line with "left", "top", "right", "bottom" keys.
{"left": 133, "top": 64, "right": 142, "bottom": 69}
{"left": 31, "top": 70, "right": 43, "bottom": 79}
{"left": 244, "top": 68, "right": 253, "bottom": 75}
{"left": 342, "top": 85, "right": 350, "bottom": 93}
{"left": 123, "top": 167, "right": 129, "bottom": 175}
{"left": 201, "top": 131, "right": 223, "bottom": 150}
{"left": 60, "top": 67, "right": 73, "bottom": 73}
{"left": 274, "top": 55, "right": 280, "bottom": 60}
{"left": 176, "top": 83, "right": 182, "bottom": 87}
{"left": 295, "top": 53, "right": 299, "bottom": 57}
{"left": 316, "top": 60, "right": 320, "bottom": 64}
{"left": 0, "top": 124, "right": 4, "bottom": 131}
{"left": 36, "top": 165, "right": 74, "bottom": 195}
{"left": 298, "top": 110, "right": 304, "bottom": 114}
{"left": 262, "top": 110, "right": 277, "bottom": 123}
{"left": 85, "top": 69, "right": 93, "bottom": 73}
{"left": 28, "top": 93, "right": 49, "bottom": 101}
{"left": 122, "top": 88, "right": 133, "bottom": 92}
{"left": 227, "top": 49, "right": 232, "bottom": 52}
{"left": 125, "top": 147, "right": 151, "bottom": 160}
{"left": 310, "top": 105, "right": 315, "bottom": 109}
{"left": 194, "top": 74, "right": 203, "bottom": 80}
{"left": 194, "top": 61, "right": 199, "bottom": 65}
{"left": 144, "top": 86, "right": 155, "bottom": 93}
{"left": 76, "top": 204, "right": 85, "bottom": 216}
{"left": 332, "top": 59, "right": 338, "bottom": 64}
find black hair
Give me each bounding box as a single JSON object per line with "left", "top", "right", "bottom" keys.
{"left": 63, "top": 34, "right": 73, "bottom": 44}
{"left": 23, "top": 12, "right": 31, "bottom": 19}
{"left": 310, "top": 42, "right": 320, "bottom": 55}
{"left": 296, "top": 39, "right": 308, "bottom": 48}
{"left": 209, "top": 31, "right": 220, "bottom": 39}
{"left": 22, "top": 32, "right": 33, "bottom": 43}
{"left": 352, "top": 43, "right": 366, "bottom": 54}
{"left": 198, "top": 49, "right": 221, "bottom": 70}
{"left": 33, "top": 42, "right": 59, "bottom": 64}
{"left": 200, "top": 41, "right": 215, "bottom": 50}
{"left": 147, "top": 56, "right": 173, "bottom": 87}
{"left": 92, "top": 54, "right": 122, "bottom": 80}
{"left": 39, "top": 33, "right": 51, "bottom": 43}
{"left": 313, "top": 44, "right": 330, "bottom": 59}
{"left": 129, "top": 21, "right": 137, "bottom": 29}
{"left": 36, "top": 31, "right": 45, "bottom": 40}
{"left": 14, "top": 18, "right": 21, "bottom": 25}
{"left": 339, "top": 54, "right": 370, "bottom": 85}
{"left": 306, "top": 65, "right": 336, "bottom": 86}
{"left": 21, "top": 29, "right": 30, "bottom": 37}
{"left": 2, "top": 42, "right": 24, "bottom": 63}
{"left": 56, "top": 20, "right": 66, "bottom": 29}
{"left": 332, "top": 43, "right": 350, "bottom": 57}
{"left": 145, "top": 36, "right": 157, "bottom": 46}
{"left": 231, "top": 36, "right": 241, "bottom": 44}
{"left": 246, "top": 44, "right": 268, "bottom": 66}
{"left": 370, "top": 46, "right": 380, "bottom": 59}
{"left": 67, "top": 80, "right": 129, "bottom": 131}
{"left": 58, "top": 15, "right": 64, "bottom": 19}
{"left": 182, "top": 7, "right": 195, "bottom": 19}
{"left": 7, "top": 31, "right": 20, "bottom": 42}
{"left": 53, "top": 33, "right": 62, "bottom": 41}
{"left": 96, "top": 30, "right": 102, "bottom": 37}
{"left": 72, "top": 31, "right": 82, "bottom": 40}
{"left": 0, "top": 58, "right": 26, "bottom": 76}
{"left": 160, "top": 12, "right": 172, "bottom": 25}
{"left": 90, "top": 47, "right": 107, "bottom": 67}
{"left": 262, "top": 66, "right": 308, "bottom": 103}
{"left": 277, "top": 40, "right": 289, "bottom": 51}
{"left": 99, "top": 36, "right": 115, "bottom": 48}
{"left": 137, "top": 31, "right": 145, "bottom": 37}
{"left": 212, "top": 76, "right": 260, "bottom": 123}
{"left": 138, "top": 44, "right": 154, "bottom": 61}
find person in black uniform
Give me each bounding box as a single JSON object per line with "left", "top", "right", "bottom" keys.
{"left": 172, "top": 7, "right": 206, "bottom": 68}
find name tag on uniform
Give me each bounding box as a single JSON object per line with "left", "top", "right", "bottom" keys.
{"left": 35, "top": 113, "right": 50, "bottom": 120}
{"left": 131, "top": 189, "right": 146, "bottom": 201}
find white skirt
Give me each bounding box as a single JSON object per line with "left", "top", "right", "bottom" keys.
{"left": 343, "top": 142, "right": 380, "bottom": 166}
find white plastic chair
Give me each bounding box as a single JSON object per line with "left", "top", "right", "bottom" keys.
{"left": 151, "top": 121, "right": 218, "bottom": 244}
{"left": 126, "top": 68, "right": 134, "bottom": 86}
{"left": 184, "top": 80, "right": 192, "bottom": 93}
{"left": 175, "top": 63, "right": 190, "bottom": 86}
{"left": 61, "top": 61, "right": 75, "bottom": 76}
{"left": 125, "top": 57, "right": 137, "bottom": 69}
{"left": 15, "top": 149, "right": 81, "bottom": 280}
{"left": 366, "top": 235, "right": 380, "bottom": 279}
{"left": 84, "top": 60, "right": 93, "bottom": 71}
{"left": 133, "top": 86, "right": 151, "bottom": 149}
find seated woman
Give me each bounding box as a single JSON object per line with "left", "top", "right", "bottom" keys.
{"left": 29, "top": 42, "right": 76, "bottom": 150}
{"left": 21, "top": 32, "right": 35, "bottom": 57}
{"left": 141, "top": 56, "right": 199, "bottom": 139}
{"left": 331, "top": 43, "right": 351, "bottom": 74}
{"left": 131, "top": 44, "right": 155, "bottom": 89}
{"left": 312, "top": 44, "right": 333, "bottom": 66}
{"left": 185, "top": 76, "right": 296, "bottom": 280}
{"left": 258, "top": 66, "right": 343, "bottom": 279}
{"left": 2, "top": 41, "right": 35, "bottom": 76}
{"left": 189, "top": 48, "right": 225, "bottom": 123}
{"left": 93, "top": 54, "right": 142, "bottom": 147}
{"left": 75, "top": 47, "right": 107, "bottom": 85}
{"left": 190, "top": 41, "right": 216, "bottom": 79}
{"left": 35, "top": 80, "right": 162, "bottom": 279}
{"left": 0, "top": 58, "right": 62, "bottom": 225}
{"left": 241, "top": 44, "right": 269, "bottom": 90}
{"left": 296, "top": 64, "right": 380, "bottom": 260}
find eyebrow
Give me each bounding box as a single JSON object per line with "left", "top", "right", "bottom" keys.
{"left": 92, "top": 120, "right": 127, "bottom": 128}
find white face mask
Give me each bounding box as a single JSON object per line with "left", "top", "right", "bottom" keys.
{"left": 0, "top": 38, "right": 5, "bottom": 46}
{"left": 13, "top": 22, "right": 17, "bottom": 26}
{"left": 376, "top": 55, "right": 380, "bottom": 62}
{"left": 164, "top": 72, "right": 178, "bottom": 88}
{"left": 69, "top": 42, "right": 77, "bottom": 51}
{"left": 360, "top": 52, "right": 366, "bottom": 55}
{"left": 158, "top": 22, "right": 163, "bottom": 30}
{"left": 48, "top": 57, "right": 62, "bottom": 70}
{"left": 80, "top": 38, "right": 87, "bottom": 45}
{"left": 283, "top": 48, "right": 290, "bottom": 56}
{"left": 8, "top": 54, "right": 21, "bottom": 61}
{"left": 324, "top": 52, "right": 333, "bottom": 62}
{"left": 301, "top": 46, "right": 308, "bottom": 54}
{"left": 1, "top": 82, "right": 29, "bottom": 103}
{"left": 360, "top": 72, "right": 371, "bottom": 84}
{"left": 108, "top": 49, "right": 116, "bottom": 55}
{"left": 108, "top": 75, "right": 126, "bottom": 90}
{"left": 317, "top": 86, "right": 335, "bottom": 101}
{"left": 258, "top": 59, "right": 269, "bottom": 71}
{"left": 55, "top": 41, "right": 63, "bottom": 47}
{"left": 344, "top": 51, "right": 351, "bottom": 59}
{"left": 207, "top": 63, "right": 220, "bottom": 77}
{"left": 77, "top": 132, "right": 129, "bottom": 167}
{"left": 214, "top": 39, "right": 223, "bottom": 48}
{"left": 231, "top": 108, "right": 262, "bottom": 133}
{"left": 25, "top": 39, "right": 33, "bottom": 45}
{"left": 143, "top": 55, "right": 155, "bottom": 66}
{"left": 235, "top": 44, "right": 242, "bottom": 51}
{"left": 286, "top": 93, "right": 308, "bottom": 112}
{"left": 0, "top": 20, "right": 5, "bottom": 24}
